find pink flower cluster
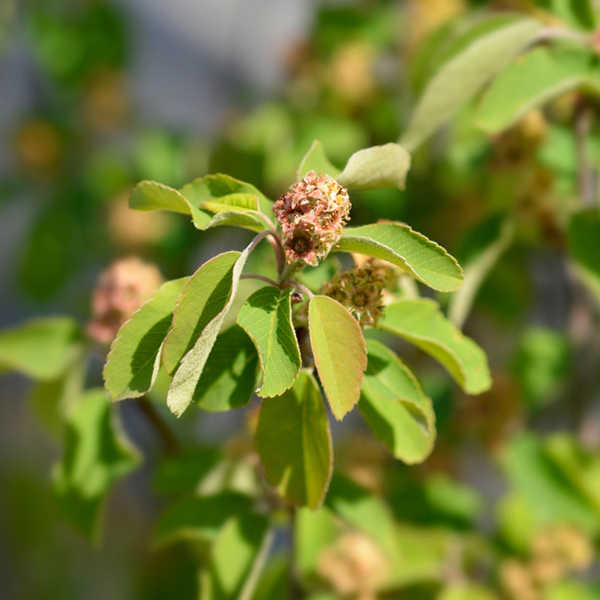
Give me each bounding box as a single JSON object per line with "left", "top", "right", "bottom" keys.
{"left": 87, "top": 257, "right": 163, "bottom": 345}
{"left": 273, "top": 170, "right": 351, "bottom": 267}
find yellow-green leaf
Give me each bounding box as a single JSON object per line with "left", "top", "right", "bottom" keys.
{"left": 104, "top": 277, "right": 188, "bottom": 401}
{"left": 359, "top": 340, "right": 436, "bottom": 464}
{"left": 402, "top": 15, "right": 542, "bottom": 151}
{"left": 335, "top": 222, "right": 464, "bottom": 292}
{"left": 256, "top": 370, "right": 332, "bottom": 509}
{"left": 166, "top": 249, "right": 250, "bottom": 417}
{"left": 237, "top": 286, "right": 301, "bottom": 398}
{"left": 309, "top": 296, "right": 367, "bottom": 420}
{"left": 379, "top": 299, "right": 491, "bottom": 395}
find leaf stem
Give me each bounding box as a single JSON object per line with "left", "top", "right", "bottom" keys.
{"left": 283, "top": 280, "right": 315, "bottom": 299}
{"left": 247, "top": 229, "right": 285, "bottom": 277}
{"left": 537, "top": 27, "right": 593, "bottom": 47}
{"left": 239, "top": 526, "right": 276, "bottom": 600}
{"left": 575, "top": 100, "right": 596, "bottom": 208}
{"left": 240, "top": 274, "right": 280, "bottom": 287}
{"left": 135, "top": 395, "right": 179, "bottom": 456}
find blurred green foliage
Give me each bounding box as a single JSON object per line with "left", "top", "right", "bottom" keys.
{"left": 3, "top": 0, "right": 600, "bottom": 599}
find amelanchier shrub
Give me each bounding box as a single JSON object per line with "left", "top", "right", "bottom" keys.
{"left": 3, "top": 4, "right": 600, "bottom": 598}
{"left": 103, "top": 140, "right": 490, "bottom": 510}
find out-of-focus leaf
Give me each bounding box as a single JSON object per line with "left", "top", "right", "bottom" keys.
{"left": 476, "top": 48, "right": 600, "bottom": 134}
{"left": 402, "top": 15, "right": 542, "bottom": 150}
{"left": 309, "top": 296, "right": 367, "bottom": 420}
{"left": 449, "top": 219, "right": 513, "bottom": 327}
{"left": 501, "top": 433, "right": 600, "bottom": 532}
{"left": 497, "top": 493, "right": 539, "bottom": 552}
{"left": 104, "top": 278, "right": 188, "bottom": 401}
{"left": 0, "top": 317, "right": 81, "bottom": 381}
{"left": 545, "top": 580, "right": 597, "bottom": 600}
{"left": 437, "top": 584, "right": 499, "bottom": 600}
{"left": 295, "top": 507, "right": 339, "bottom": 578}
{"left": 52, "top": 389, "right": 141, "bottom": 542}
{"left": 256, "top": 371, "right": 332, "bottom": 509}
{"left": 299, "top": 140, "right": 341, "bottom": 179}
{"left": 513, "top": 327, "right": 572, "bottom": 407}
{"left": 300, "top": 141, "right": 411, "bottom": 190}
{"left": 325, "top": 474, "right": 398, "bottom": 559}
{"left": 545, "top": 434, "right": 600, "bottom": 516}
{"left": 423, "top": 474, "right": 484, "bottom": 523}
{"left": 154, "top": 446, "right": 222, "bottom": 495}
{"left": 358, "top": 340, "right": 435, "bottom": 464}
{"left": 153, "top": 492, "right": 253, "bottom": 547}
{"left": 541, "top": 0, "right": 597, "bottom": 30}
{"left": 568, "top": 209, "right": 600, "bottom": 306}
{"left": 207, "top": 514, "right": 272, "bottom": 600}
{"left": 30, "top": 348, "right": 87, "bottom": 437}
{"left": 237, "top": 286, "right": 301, "bottom": 398}
{"left": 379, "top": 299, "right": 491, "bottom": 395}
{"left": 166, "top": 249, "right": 249, "bottom": 417}
{"left": 194, "top": 325, "right": 259, "bottom": 411}
{"left": 337, "top": 143, "right": 411, "bottom": 190}
{"left": 335, "top": 222, "right": 464, "bottom": 292}
{"left": 253, "top": 556, "right": 289, "bottom": 600}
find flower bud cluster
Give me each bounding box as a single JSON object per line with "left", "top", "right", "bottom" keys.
{"left": 87, "top": 257, "right": 163, "bottom": 345}
{"left": 273, "top": 170, "right": 350, "bottom": 267}
{"left": 321, "top": 261, "right": 385, "bottom": 326}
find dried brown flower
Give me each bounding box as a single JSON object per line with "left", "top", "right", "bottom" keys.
{"left": 274, "top": 170, "right": 350, "bottom": 267}
{"left": 321, "top": 262, "right": 386, "bottom": 326}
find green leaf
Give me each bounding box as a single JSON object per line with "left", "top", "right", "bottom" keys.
{"left": 448, "top": 219, "right": 513, "bottom": 327}
{"left": 52, "top": 388, "right": 141, "bottom": 542}
{"left": 513, "top": 327, "right": 572, "bottom": 407}
{"left": 568, "top": 210, "right": 600, "bottom": 306}
{"left": 256, "top": 371, "right": 332, "bottom": 509}
{"left": 0, "top": 317, "right": 81, "bottom": 380}
{"left": 162, "top": 253, "right": 240, "bottom": 375}
{"left": 295, "top": 507, "right": 339, "bottom": 578}
{"left": 308, "top": 296, "right": 367, "bottom": 420}
{"left": 335, "top": 222, "right": 464, "bottom": 292}
{"left": 358, "top": 339, "right": 436, "bottom": 464}
{"left": 476, "top": 48, "right": 600, "bottom": 134}
{"left": 194, "top": 325, "right": 259, "bottom": 411}
{"left": 129, "top": 180, "right": 213, "bottom": 229}
{"left": 337, "top": 143, "right": 411, "bottom": 190}
{"left": 379, "top": 299, "right": 491, "bottom": 395}
{"left": 541, "top": 0, "right": 597, "bottom": 30}
{"left": 299, "top": 140, "right": 341, "bottom": 179}
{"left": 104, "top": 277, "right": 188, "bottom": 401}
{"left": 208, "top": 514, "right": 272, "bottom": 600}
{"left": 166, "top": 249, "right": 250, "bottom": 417}
{"left": 181, "top": 173, "right": 274, "bottom": 221}
{"left": 30, "top": 348, "right": 87, "bottom": 437}
{"left": 201, "top": 192, "right": 260, "bottom": 213}
{"left": 501, "top": 433, "right": 600, "bottom": 532}
{"left": 153, "top": 492, "right": 254, "bottom": 547}
{"left": 299, "top": 141, "right": 411, "bottom": 190}
{"left": 129, "top": 177, "right": 272, "bottom": 232}
{"left": 237, "top": 286, "right": 301, "bottom": 398}
{"left": 438, "top": 584, "right": 499, "bottom": 600}
{"left": 325, "top": 474, "right": 398, "bottom": 559}
{"left": 402, "top": 15, "right": 542, "bottom": 151}
{"left": 154, "top": 446, "right": 222, "bottom": 495}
